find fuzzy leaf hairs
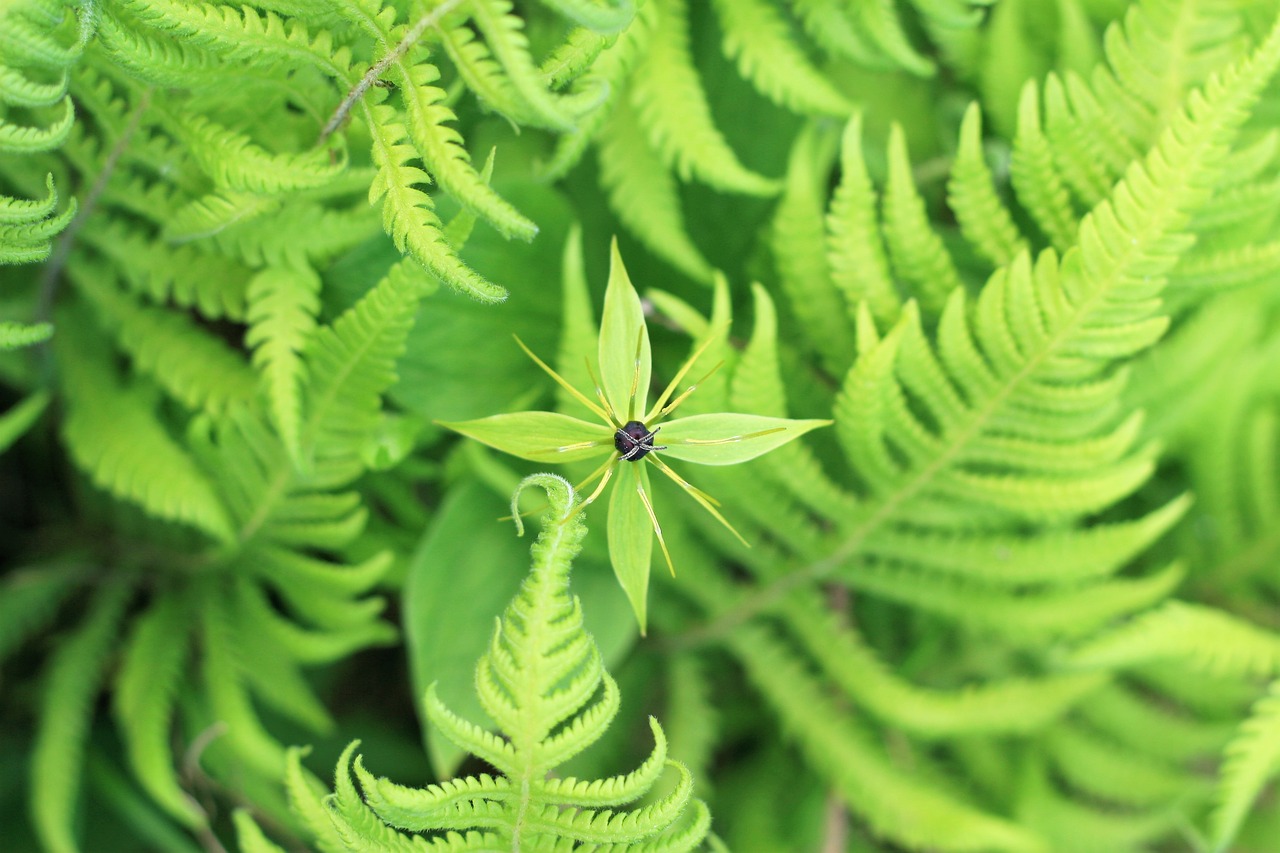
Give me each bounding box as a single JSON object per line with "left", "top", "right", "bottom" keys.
{"left": 441, "top": 242, "right": 829, "bottom": 628}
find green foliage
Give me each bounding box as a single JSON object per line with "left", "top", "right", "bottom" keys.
{"left": 278, "top": 474, "right": 711, "bottom": 851}
{"left": 5, "top": 0, "right": 1280, "bottom": 850}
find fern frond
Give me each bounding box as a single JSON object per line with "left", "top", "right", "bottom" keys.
{"left": 311, "top": 476, "right": 710, "bottom": 849}
{"left": 301, "top": 247, "right": 435, "bottom": 465}
{"left": 781, "top": 591, "right": 1106, "bottom": 737}
{"left": 466, "top": 0, "right": 584, "bottom": 131}
{"left": 727, "top": 621, "right": 1049, "bottom": 852}
{"left": 542, "top": 4, "right": 652, "bottom": 179}
{"left": 1010, "top": 83, "right": 1079, "bottom": 251}
{"left": 1045, "top": 723, "right": 1206, "bottom": 807}
{"left": 729, "top": 283, "right": 858, "bottom": 519}
{"left": 113, "top": 0, "right": 349, "bottom": 76}
{"left": 0, "top": 565, "right": 75, "bottom": 665}
{"left": 232, "top": 810, "right": 289, "bottom": 853}
{"left": 1063, "top": 601, "right": 1280, "bottom": 677}
{"left": 56, "top": 314, "right": 235, "bottom": 542}
{"left": 771, "top": 124, "right": 855, "bottom": 377}
{"left": 0, "top": 319, "right": 52, "bottom": 349}
{"left": 596, "top": 94, "right": 713, "bottom": 282}
{"left": 853, "top": 0, "right": 936, "bottom": 77}
{"left": 95, "top": 6, "right": 228, "bottom": 88}
{"left": 840, "top": 561, "right": 1184, "bottom": 641}
{"left": 883, "top": 123, "right": 964, "bottom": 316}
{"left": 246, "top": 264, "right": 320, "bottom": 462}
{"left": 284, "top": 747, "right": 348, "bottom": 853}
{"left": 72, "top": 263, "right": 256, "bottom": 416}
{"left": 198, "top": 580, "right": 289, "bottom": 780}
{"left": 788, "top": 0, "right": 883, "bottom": 65}
{"left": 161, "top": 106, "right": 345, "bottom": 194}
{"left": 234, "top": 575, "right": 396, "bottom": 665}
{"left": 0, "top": 95, "right": 74, "bottom": 153}
{"left": 79, "top": 219, "right": 250, "bottom": 320}
{"left": 630, "top": 0, "right": 779, "bottom": 196}
{"left": 112, "top": 590, "right": 204, "bottom": 829}
{"left": 31, "top": 583, "right": 132, "bottom": 853}
{"left": 338, "top": 0, "right": 538, "bottom": 241}
{"left": 364, "top": 101, "right": 505, "bottom": 302}
{"left": 948, "top": 103, "right": 1028, "bottom": 268}
{"left": 710, "top": 0, "right": 851, "bottom": 117}
{"left": 826, "top": 115, "right": 901, "bottom": 324}
{"left": 1210, "top": 678, "right": 1280, "bottom": 851}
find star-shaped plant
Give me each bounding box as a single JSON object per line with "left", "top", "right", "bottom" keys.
{"left": 442, "top": 243, "right": 829, "bottom": 627}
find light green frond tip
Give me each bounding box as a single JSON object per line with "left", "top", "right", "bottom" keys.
{"left": 305, "top": 473, "right": 713, "bottom": 849}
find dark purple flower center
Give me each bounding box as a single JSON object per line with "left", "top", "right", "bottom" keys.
{"left": 615, "top": 420, "right": 665, "bottom": 462}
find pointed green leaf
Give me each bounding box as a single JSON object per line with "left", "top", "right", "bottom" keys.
{"left": 658, "top": 414, "right": 831, "bottom": 465}
{"left": 599, "top": 242, "right": 651, "bottom": 424}
{"left": 440, "top": 412, "right": 611, "bottom": 462}
{"left": 608, "top": 463, "right": 653, "bottom": 631}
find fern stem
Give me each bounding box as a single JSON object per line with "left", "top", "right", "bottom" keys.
{"left": 319, "top": 0, "right": 469, "bottom": 141}
{"left": 37, "top": 86, "right": 152, "bottom": 327}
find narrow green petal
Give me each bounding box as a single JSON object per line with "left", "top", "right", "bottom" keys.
{"left": 599, "top": 240, "right": 652, "bottom": 424}
{"left": 608, "top": 463, "right": 653, "bottom": 631}
{"left": 658, "top": 413, "right": 831, "bottom": 465}
{"left": 439, "top": 412, "right": 612, "bottom": 463}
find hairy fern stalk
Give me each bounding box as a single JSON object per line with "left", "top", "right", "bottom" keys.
{"left": 5, "top": 0, "right": 1280, "bottom": 850}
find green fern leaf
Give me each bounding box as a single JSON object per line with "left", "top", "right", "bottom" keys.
{"left": 198, "top": 580, "right": 289, "bottom": 780}
{"left": 771, "top": 124, "right": 855, "bottom": 377}
{"left": 0, "top": 565, "right": 76, "bottom": 666}
{"left": 854, "top": 0, "right": 936, "bottom": 76}
{"left": 339, "top": 0, "right": 538, "bottom": 240}
{"left": 780, "top": 590, "right": 1107, "bottom": 737}
{"left": 597, "top": 93, "right": 714, "bottom": 282}
{"left": 246, "top": 264, "right": 320, "bottom": 462}
{"left": 1045, "top": 723, "right": 1207, "bottom": 807}
{"left": 826, "top": 114, "right": 901, "bottom": 325}
{"left": 72, "top": 264, "right": 257, "bottom": 416}
{"left": 1064, "top": 601, "right": 1280, "bottom": 677}
{"left": 1210, "top": 678, "right": 1280, "bottom": 851}
{"left": 631, "top": 0, "right": 779, "bottom": 196}
{"left": 883, "top": 124, "right": 964, "bottom": 316}
{"left": 1010, "top": 82, "right": 1079, "bottom": 251}
{"left": 947, "top": 103, "right": 1028, "bottom": 267}
{"left": 727, "top": 621, "right": 1049, "bottom": 852}
{"left": 788, "top": 0, "right": 884, "bottom": 65}
{"left": 0, "top": 388, "right": 49, "bottom": 452}
{"left": 112, "top": 590, "right": 204, "bottom": 829}
{"left": 313, "top": 475, "right": 710, "bottom": 849}
{"left": 0, "top": 95, "right": 74, "bottom": 152}
{"left": 31, "top": 583, "right": 132, "bottom": 853}
{"left": 232, "top": 810, "right": 289, "bottom": 853}
{"left": 301, "top": 249, "right": 434, "bottom": 465}
{"left": 56, "top": 315, "right": 235, "bottom": 542}
{"left": 710, "top": 0, "right": 852, "bottom": 117}
{"left": 542, "top": 6, "right": 652, "bottom": 179}
{"left": 284, "top": 747, "right": 348, "bottom": 853}
{"left": 365, "top": 102, "right": 506, "bottom": 302}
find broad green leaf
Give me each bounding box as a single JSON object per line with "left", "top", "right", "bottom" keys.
{"left": 658, "top": 414, "right": 832, "bottom": 465}
{"left": 439, "top": 412, "right": 610, "bottom": 463}
{"left": 405, "top": 484, "right": 526, "bottom": 777}
{"left": 599, "top": 241, "right": 652, "bottom": 424}
{"left": 609, "top": 463, "right": 653, "bottom": 631}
